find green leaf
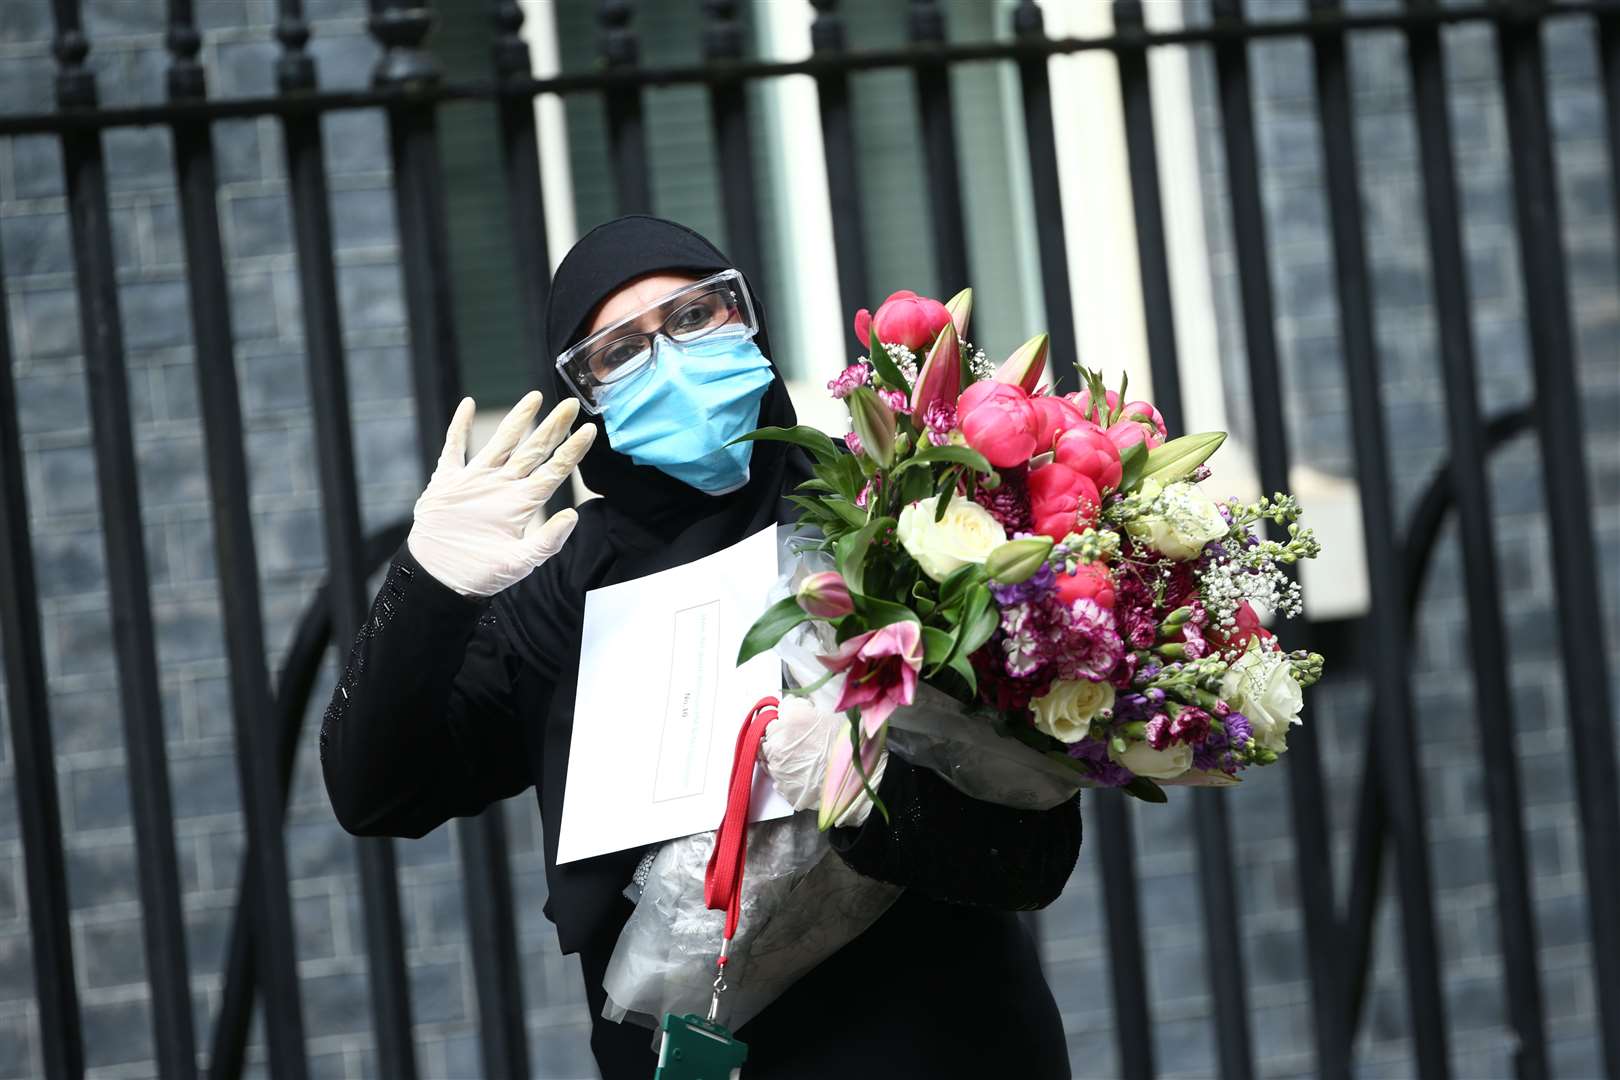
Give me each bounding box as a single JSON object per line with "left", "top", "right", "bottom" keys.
{"left": 850, "top": 593, "right": 921, "bottom": 629}
{"left": 865, "top": 328, "right": 912, "bottom": 394}
{"left": 835, "top": 517, "right": 893, "bottom": 596}
{"left": 1116, "top": 440, "right": 1149, "bottom": 493}
{"left": 957, "top": 585, "right": 1000, "bottom": 657}
{"left": 737, "top": 595, "right": 810, "bottom": 665}
{"left": 796, "top": 477, "right": 837, "bottom": 494}
{"left": 934, "top": 470, "right": 958, "bottom": 520}
{"left": 732, "top": 424, "right": 840, "bottom": 465}
{"left": 946, "top": 650, "right": 978, "bottom": 695}
{"left": 910, "top": 580, "right": 937, "bottom": 618}
{"left": 936, "top": 562, "right": 984, "bottom": 613}
{"left": 921, "top": 626, "right": 956, "bottom": 668}
{"left": 891, "top": 444, "right": 993, "bottom": 478}
{"left": 1140, "top": 431, "right": 1228, "bottom": 485}
{"left": 825, "top": 498, "right": 869, "bottom": 528}
{"left": 1122, "top": 776, "right": 1169, "bottom": 803}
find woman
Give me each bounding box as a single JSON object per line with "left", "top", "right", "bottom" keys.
{"left": 321, "top": 215, "right": 1080, "bottom": 1078}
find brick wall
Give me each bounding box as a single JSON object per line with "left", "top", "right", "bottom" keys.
{"left": 0, "top": 0, "right": 1616, "bottom": 1078}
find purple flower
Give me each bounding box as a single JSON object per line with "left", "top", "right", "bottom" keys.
{"left": 855, "top": 473, "right": 882, "bottom": 510}
{"left": 844, "top": 430, "right": 864, "bottom": 456}
{"left": 829, "top": 362, "right": 871, "bottom": 399}
{"left": 1067, "top": 737, "right": 1134, "bottom": 786}
{"left": 880, "top": 388, "right": 912, "bottom": 415}
{"left": 1144, "top": 713, "right": 1172, "bottom": 750}
{"left": 1193, "top": 710, "right": 1253, "bottom": 773}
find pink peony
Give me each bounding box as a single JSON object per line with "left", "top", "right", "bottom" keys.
{"left": 854, "top": 290, "right": 952, "bottom": 352}
{"left": 1070, "top": 389, "right": 1168, "bottom": 449}
{"left": 1053, "top": 426, "right": 1124, "bottom": 492}
{"left": 819, "top": 621, "right": 924, "bottom": 734}
{"left": 958, "top": 380, "right": 1040, "bottom": 468}
{"left": 1026, "top": 462, "right": 1101, "bottom": 542}
{"left": 1031, "top": 395, "right": 1088, "bottom": 453}
{"left": 1055, "top": 561, "right": 1116, "bottom": 609}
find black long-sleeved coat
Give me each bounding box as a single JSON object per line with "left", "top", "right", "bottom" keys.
{"left": 320, "top": 511, "right": 1081, "bottom": 1078}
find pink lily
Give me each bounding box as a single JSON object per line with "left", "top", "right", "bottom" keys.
{"left": 816, "top": 621, "right": 923, "bottom": 827}
{"left": 910, "top": 320, "right": 962, "bottom": 418}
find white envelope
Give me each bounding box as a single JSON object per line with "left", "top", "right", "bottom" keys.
{"left": 556, "top": 522, "right": 793, "bottom": 865}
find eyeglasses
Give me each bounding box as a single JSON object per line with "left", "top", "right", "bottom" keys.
{"left": 555, "top": 268, "right": 759, "bottom": 413}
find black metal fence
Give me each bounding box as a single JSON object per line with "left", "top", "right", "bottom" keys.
{"left": 0, "top": 1, "right": 1615, "bottom": 1078}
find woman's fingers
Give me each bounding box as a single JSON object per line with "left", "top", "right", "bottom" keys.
{"left": 524, "top": 507, "right": 581, "bottom": 563}
{"left": 503, "top": 398, "right": 580, "bottom": 478}
{"left": 434, "top": 397, "right": 476, "bottom": 473}
{"left": 469, "top": 389, "right": 543, "bottom": 469}
{"left": 523, "top": 425, "right": 596, "bottom": 503}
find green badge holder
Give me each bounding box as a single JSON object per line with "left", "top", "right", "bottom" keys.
{"left": 654, "top": 1012, "right": 748, "bottom": 1080}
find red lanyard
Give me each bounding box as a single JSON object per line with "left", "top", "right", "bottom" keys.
{"left": 703, "top": 696, "right": 780, "bottom": 944}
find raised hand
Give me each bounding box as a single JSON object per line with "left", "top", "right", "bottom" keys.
{"left": 405, "top": 390, "right": 596, "bottom": 597}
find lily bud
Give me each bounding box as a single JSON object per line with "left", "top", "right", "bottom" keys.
{"left": 944, "top": 287, "right": 973, "bottom": 341}
{"left": 796, "top": 571, "right": 854, "bottom": 619}
{"left": 847, "top": 387, "right": 897, "bottom": 468}
{"left": 818, "top": 718, "right": 888, "bottom": 830}
{"left": 994, "top": 332, "right": 1050, "bottom": 394}
{"left": 910, "top": 321, "right": 961, "bottom": 418}
{"left": 985, "top": 536, "right": 1054, "bottom": 584}
{"left": 1156, "top": 642, "right": 1188, "bottom": 661}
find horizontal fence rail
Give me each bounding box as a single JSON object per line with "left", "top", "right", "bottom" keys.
{"left": 0, "top": 1, "right": 1614, "bottom": 1078}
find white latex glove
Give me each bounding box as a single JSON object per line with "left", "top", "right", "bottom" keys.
{"left": 763, "top": 696, "right": 886, "bottom": 828}
{"left": 406, "top": 390, "right": 596, "bottom": 597}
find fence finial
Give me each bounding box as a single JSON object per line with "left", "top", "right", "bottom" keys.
{"left": 369, "top": 0, "right": 441, "bottom": 87}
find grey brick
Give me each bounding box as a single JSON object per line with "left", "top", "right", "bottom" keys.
{"left": 214, "top": 118, "right": 267, "bottom": 186}
{"left": 82, "top": 995, "right": 155, "bottom": 1070}
{"left": 83, "top": 0, "right": 166, "bottom": 37}
{"left": 331, "top": 187, "right": 397, "bottom": 249}
{"left": 0, "top": 856, "right": 17, "bottom": 921}
{"left": 301, "top": 966, "right": 370, "bottom": 1040}
{"left": 239, "top": 350, "right": 311, "bottom": 416}
{"left": 9, "top": 135, "right": 64, "bottom": 199}
{"left": 226, "top": 193, "right": 294, "bottom": 260}
{"left": 0, "top": 55, "right": 54, "bottom": 117}
{"left": 0, "top": 929, "right": 33, "bottom": 1007}
{"left": 136, "top": 430, "right": 208, "bottom": 509}
{"left": 309, "top": 32, "right": 383, "bottom": 94}
{"left": 337, "top": 261, "right": 404, "bottom": 331}
{"left": 121, "top": 279, "right": 192, "bottom": 350}
{"left": 321, "top": 110, "right": 389, "bottom": 177}
{"left": 1, "top": 211, "right": 73, "bottom": 277}
{"left": 231, "top": 271, "right": 282, "bottom": 341}
{"left": 170, "top": 749, "right": 242, "bottom": 821}
{"left": 70, "top": 761, "right": 133, "bottom": 832}
{"left": 78, "top": 915, "right": 150, "bottom": 991}
{"left": 18, "top": 287, "right": 82, "bottom": 359}
{"left": 153, "top": 596, "right": 226, "bottom": 665}
{"left": 65, "top": 839, "right": 141, "bottom": 907}
{"left": 104, "top": 128, "right": 175, "bottom": 196}
{"left": 409, "top": 956, "right": 468, "bottom": 1025}
{"left": 0, "top": 0, "right": 52, "bottom": 45}
{"left": 212, "top": 40, "right": 279, "bottom": 100}
{"left": 345, "top": 344, "right": 411, "bottom": 402}
{"left": 0, "top": 1010, "right": 36, "bottom": 1080}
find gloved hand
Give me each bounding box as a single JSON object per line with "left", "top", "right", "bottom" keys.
{"left": 763, "top": 696, "right": 886, "bottom": 828}
{"left": 406, "top": 390, "right": 596, "bottom": 597}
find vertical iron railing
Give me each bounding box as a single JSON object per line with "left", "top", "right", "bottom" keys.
{"left": 45, "top": 3, "right": 201, "bottom": 1077}
{"left": 811, "top": 0, "right": 870, "bottom": 341}
{"left": 0, "top": 4, "right": 1615, "bottom": 1079}
{"left": 1492, "top": 4, "right": 1620, "bottom": 1074}
{"left": 165, "top": 2, "right": 312, "bottom": 1076}
{"left": 1011, "top": 1, "right": 1080, "bottom": 393}
{"left": 909, "top": 0, "right": 970, "bottom": 292}
{"left": 0, "top": 237, "right": 84, "bottom": 1080}
{"left": 367, "top": 5, "right": 534, "bottom": 1077}
{"left": 600, "top": 0, "right": 652, "bottom": 216}
{"left": 703, "top": 0, "right": 767, "bottom": 294}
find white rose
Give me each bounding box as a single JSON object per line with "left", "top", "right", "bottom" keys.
{"left": 1109, "top": 739, "right": 1193, "bottom": 780}
{"left": 1127, "top": 479, "right": 1229, "bottom": 560}
{"left": 1220, "top": 643, "right": 1303, "bottom": 752}
{"left": 1031, "top": 678, "right": 1115, "bottom": 743}
{"left": 896, "top": 496, "right": 1007, "bottom": 582}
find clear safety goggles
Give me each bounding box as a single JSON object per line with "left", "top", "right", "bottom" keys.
{"left": 554, "top": 268, "right": 759, "bottom": 413}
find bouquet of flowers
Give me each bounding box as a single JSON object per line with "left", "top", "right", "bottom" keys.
{"left": 739, "top": 288, "right": 1326, "bottom": 825}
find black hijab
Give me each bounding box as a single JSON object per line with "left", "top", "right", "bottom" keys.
{"left": 497, "top": 215, "right": 810, "bottom": 954}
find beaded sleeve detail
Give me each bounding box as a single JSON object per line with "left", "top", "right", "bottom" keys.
{"left": 319, "top": 561, "right": 414, "bottom": 765}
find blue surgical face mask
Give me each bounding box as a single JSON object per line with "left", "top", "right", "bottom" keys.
{"left": 599, "top": 330, "right": 775, "bottom": 495}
